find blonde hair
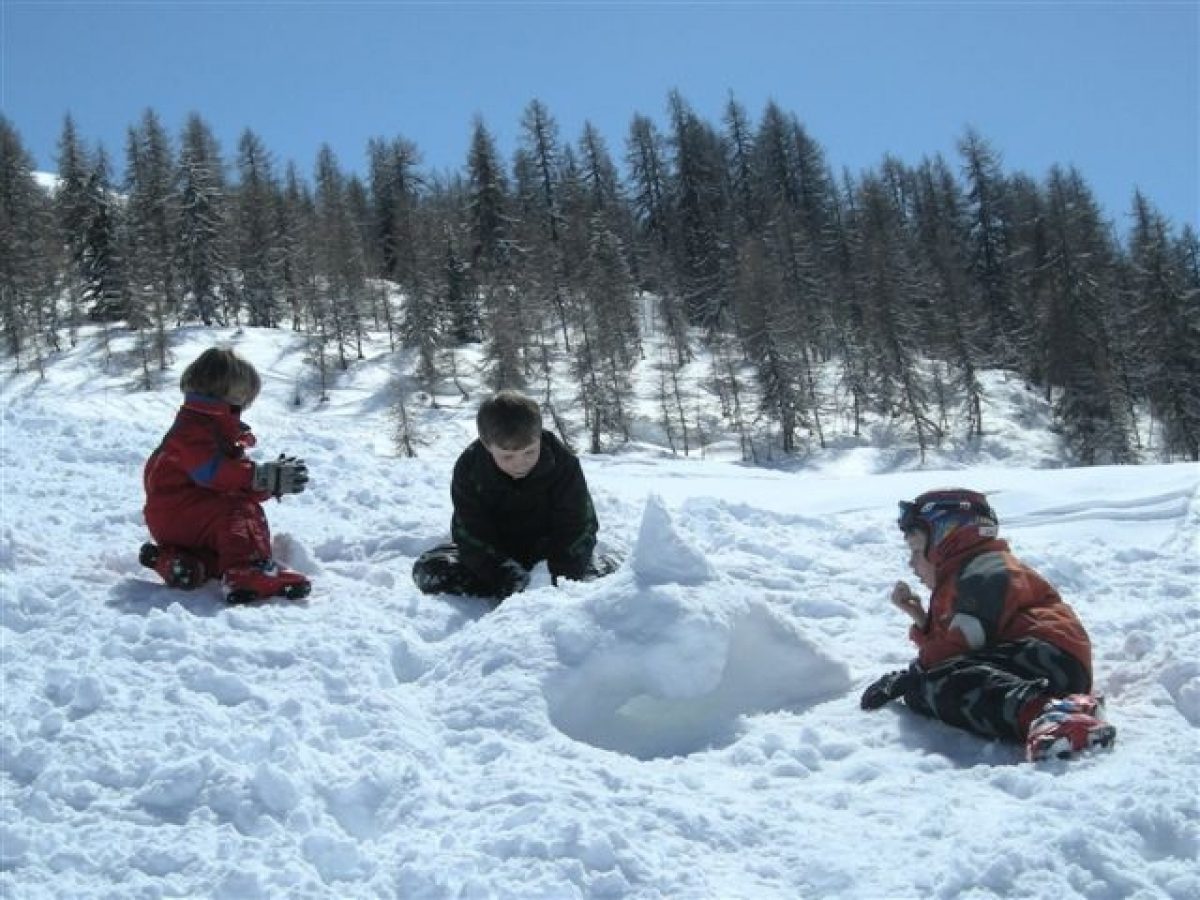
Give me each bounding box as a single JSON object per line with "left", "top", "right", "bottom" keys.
{"left": 180, "top": 348, "right": 261, "bottom": 407}
{"left": 477, "top": 390, "right": 542, "bottom": 449}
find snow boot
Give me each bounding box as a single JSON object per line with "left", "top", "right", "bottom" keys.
{"left": 222, "top": 560, "right": 311, "bottom": 603}
{"left": 140, "top": 542, "right": 207, "bottom": 590}
{"left": 1026, "top": 694, "right": 1116, "bottom": 762}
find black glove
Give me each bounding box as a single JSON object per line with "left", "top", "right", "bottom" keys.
{"left": 252, "top": 454, "right": 309, "bottom": 497}
{"left": 580, "top": 552, "right": 620, "bottom": 582}
{"left": 860, "top": 667, "right": 916, "bottom": 711}
{"left": 497, "top": 559, "right": 531, "bottom": 596}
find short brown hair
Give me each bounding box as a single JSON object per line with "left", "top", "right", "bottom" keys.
{"left": 180, "top": 347, "right": 261, "bottom": 407}
{"left": 477, "top": 390, "right": 542, "bottom": 449}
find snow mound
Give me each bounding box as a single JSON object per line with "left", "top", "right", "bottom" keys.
{"left": 630, "top": 493, "right": 716, "bottom": 585}
{"left": 547, "top": 499, "right": 850, "bottom": 759}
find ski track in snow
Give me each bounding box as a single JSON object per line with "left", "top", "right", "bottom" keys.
{"left": 2, "top": 328, "right": 1198, "bottom": 899}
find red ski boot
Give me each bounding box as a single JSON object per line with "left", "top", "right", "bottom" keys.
{"left": 222, "top": 560, "right": 311, "bottom": 603}
{"left": 1026, "top": 694, "right": 1116, "bottom": 762}
{"left": 140, "top": 543, "right": 207, "bottom": 590}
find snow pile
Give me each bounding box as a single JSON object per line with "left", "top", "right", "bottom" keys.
{"left": 548, "top": 496, "right": 849, "bottom": 760}
{"left": 1, "top": 326, "right": 1198, "bottom": 899}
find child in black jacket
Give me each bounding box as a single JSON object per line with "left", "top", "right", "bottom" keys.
{"left": 412, "top": 391, "right": 606, "bottom": 599}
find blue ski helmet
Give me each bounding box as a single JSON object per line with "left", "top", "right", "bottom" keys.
{"left": 897, "top": 489, "right": 998, "bottom": 558}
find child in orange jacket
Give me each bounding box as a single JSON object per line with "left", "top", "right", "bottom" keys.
{"left": 140, "top": 347, "right": 311, "bottom": 602}
{"left": 861, "top": 488, "right": 1115, "bottom": 761}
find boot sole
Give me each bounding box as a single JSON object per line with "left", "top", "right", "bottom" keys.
{"left": 224, "top": 582, "right": 312, "bottom": 604}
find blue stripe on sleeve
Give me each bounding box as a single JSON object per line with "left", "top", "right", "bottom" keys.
{"left": 190, "top": 454, "right": 222, "bottom": 487}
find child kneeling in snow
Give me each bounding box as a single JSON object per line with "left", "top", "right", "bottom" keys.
{"left": 139, "top": 347, "right": 311, "bottom": 603}
{"left": 412, "top": 390, "right": 614, "bottom": 600}
{"left": 861, "top": 489, "right": 1115, "bottom": 762}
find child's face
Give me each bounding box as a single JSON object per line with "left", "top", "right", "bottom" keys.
{"left": 905, "top": 530, "right": 937, "bottom": 589}
{"left": 486, "top": 438, "right": 541, "bottom": 479}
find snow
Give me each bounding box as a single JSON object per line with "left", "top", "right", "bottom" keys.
{"left": 2, "top": 325, "right": 1198, "bottom": 899}
{"left": 31, "top": 172, "right": 59, "bottom": 194}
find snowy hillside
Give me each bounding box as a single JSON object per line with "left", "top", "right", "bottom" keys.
{"left": 2, "top": 326, "right": 1198, "bottom": 899}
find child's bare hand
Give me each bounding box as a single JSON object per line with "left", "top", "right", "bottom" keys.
{"left": 891, "top": 581, "right": 927, "bottom": 628}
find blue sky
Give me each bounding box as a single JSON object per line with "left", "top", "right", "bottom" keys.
{"left": 3, "top": 1, "right": 1196, "bottom": 234}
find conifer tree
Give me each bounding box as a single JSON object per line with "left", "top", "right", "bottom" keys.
{"left": 625, "top": 114, "right": 672, "bottom": 276}
{"left": 54, "top": 114, "right": 93, "bottom": 340}
{"left": 386, "top": 166, "right": 441, "bottom": 390}
{"left": 912, "top": 155, "right": 986, "bottom": 437}
{"left": 233, "top": 129, "right": 282, "bottom": 327}
{"left": 958, "top": 128, "right": 1021, "bottom": 366}
{"left": 465, "top": 117, "right": 523, "bottom": 388}
{"left": 575, "top": 122, "right": 638, "bottom": 356}
{"left": 367, "top": 136, "right": 418, "bottom": 285}
{"left": 789, "top": 117, "right": 835, "bottom": 258}
{"left": 276, "top": 162, "right": 317, "bottom": 333}
{"left": 1127, "top": 192, "right": 1200, "bottom": 459}
{"left": 1042, "top": 166, "right": 1134, "bottom": 464}
{"left": 345, "top": 173, "right": 381, "bottom": 341}
{"left": 667, "top": 91, "right": 729, "bottom": 330}
{"left": 1175, "top": 225, "right": 1199, "bottom": 286}
{"left": 828, "top": 175, "right": 873, "bottom": 437}
{"left": 313, "top": 143, "right": 367, "bottom": 369}
{"left": 854, "top": 172, "right": 938, "bottom": 459}
{"left": 749, "top": 104, "right": 834, "bottom": 441}
{"left": 735, "top": 236, "right": 805, "bottom": 454}
{"left": 177, "top": 114, "right": 229, "bottom": 324}
{"left": 79, "top": 147, "right": 130, "bottom": 324}
{"left": 442, "top": 227, "right": 477, "bottom": 345}
{"left": 400, "top": 215, "right": 442, "bottom": 396}
{"left": 514, "top": 99, "right": 571, "bottom": 346}
{"left": 576, "top": 212, "right": 639, "bottom": 446}
{"left": 1004, "top": 173, "right": 1054, "bottom": 388}
{"left": 0, "top": 117, "right": 55, "bottom": 370}
{"left": 124, "top": 109, "right": 179, "bottom": 368}
{"left": 722, "top": 95, "right": 758, "bottom": 239}
{"left": 626, "top": 113, "right": 690, "bottom": 366}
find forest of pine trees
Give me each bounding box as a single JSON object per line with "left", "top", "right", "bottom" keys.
{"left": 1, "top": 95, "right": 1197, "bottom": 463}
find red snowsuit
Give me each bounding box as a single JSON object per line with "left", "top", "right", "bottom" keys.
{"left": 909, "top": 533, "right": 1093, "bottom": 681}
{"left": 143, "top": 395, "right": 274, "bottom": 575}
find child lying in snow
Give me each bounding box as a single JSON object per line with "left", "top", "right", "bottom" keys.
{"left": 860, "top": 488, "right": 1115, "bottom": 762}
{"left": 139, "top": 347, "right": 311, "bottom": 603}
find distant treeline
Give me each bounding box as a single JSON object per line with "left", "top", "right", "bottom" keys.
{"left": 0, "top": 93, "right": 1197, "bottom": 463}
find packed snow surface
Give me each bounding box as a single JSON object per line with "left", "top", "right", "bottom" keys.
{"left": 2, "top": 327, "right": 1198, "bottom": 899}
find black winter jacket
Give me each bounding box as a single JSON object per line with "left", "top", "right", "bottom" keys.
{"left": 450, "top": 430, "right": 598, "bottom": 584}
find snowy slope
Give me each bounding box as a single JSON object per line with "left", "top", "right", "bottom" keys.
{"left": 2, "top": 326, "right": 1197, "bottom": 899}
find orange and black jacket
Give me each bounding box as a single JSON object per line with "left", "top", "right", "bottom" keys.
{"left": 909, "top": 536, "right": 1093, "bottom": 679}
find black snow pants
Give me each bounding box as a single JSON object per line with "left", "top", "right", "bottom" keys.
{"left": 903, "top": 638, "right": 1092, "bottom": 741}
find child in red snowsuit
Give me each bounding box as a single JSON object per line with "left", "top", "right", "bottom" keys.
{"left": 140, "top": 347, "right": 311, "bottom": 602}
{"left": 860, "top": 489, "right": 1116, "bottom": 762}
